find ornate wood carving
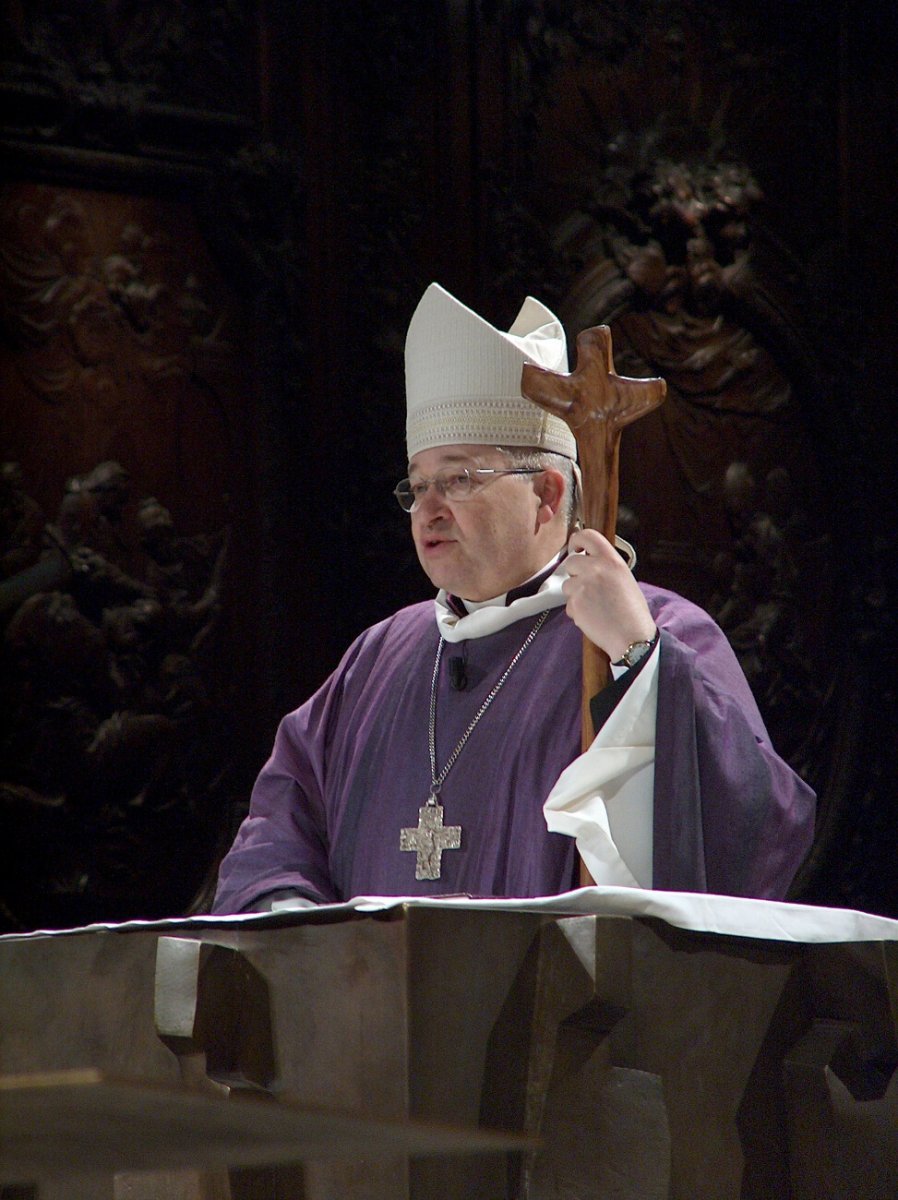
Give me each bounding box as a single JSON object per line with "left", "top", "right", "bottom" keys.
{"left": 0, "top": 458, "right": 233, "bottom": 932}
{"left": 0, "top": 183, "right": 242, "bottom": 520}
{"left": 0, "top": 181, "right": 256, "bottom": 930}
{"left": 0, "top": 0, "right": 894, "bottom": 925}
{"left": 0, "top": 0, "right": 310, "bottom": 927}
{"left": 473, "top": 1, "right": 897, "bottom": 913}
{"left": 550, "top": 148, "right": 843, "bottom": 872}
{"left": 0, "top": 2, "right": 254, "bottom": 177}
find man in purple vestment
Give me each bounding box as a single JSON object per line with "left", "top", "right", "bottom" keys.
{"left": 212, "top": 284, "right": 816, "bottom": 914}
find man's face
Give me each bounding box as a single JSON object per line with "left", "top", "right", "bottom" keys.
{"left": 407, "top": 444, "right": 562, "bottom": 601}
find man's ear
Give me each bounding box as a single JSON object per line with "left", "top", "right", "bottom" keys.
{"left": 534, "top": 468, "right": 566, "bottom": 526}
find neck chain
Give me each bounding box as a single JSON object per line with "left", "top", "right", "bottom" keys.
{"left": 428, "top": 608, "right": 550, "bottom": 800}
{"left": 399, "top": 609, "right": 550, "bottom": 881}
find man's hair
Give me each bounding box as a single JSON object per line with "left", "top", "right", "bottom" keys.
{"left": 498, "top": 445, "right": 579, "bottom": 529}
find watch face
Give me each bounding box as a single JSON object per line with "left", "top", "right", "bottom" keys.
{"left": 614, "top": 631, "right": 658, "bottom": 668}
{"left": 625, "top": 641, "right": 651, "bottom": 667}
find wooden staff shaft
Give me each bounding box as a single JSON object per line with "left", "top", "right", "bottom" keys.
{"left": 578, "top": 439, "right": 621, "bottom": 749}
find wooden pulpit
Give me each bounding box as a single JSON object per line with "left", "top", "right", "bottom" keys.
{"left": 1, "top": 898, "right": 897, "bottom": 1199}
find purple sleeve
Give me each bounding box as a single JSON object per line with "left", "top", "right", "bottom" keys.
{"left": 211, "top": 658, "right": 354, "bottom": 913}
{"left": 648, "top": 590, "right": 817, "bottom": 899}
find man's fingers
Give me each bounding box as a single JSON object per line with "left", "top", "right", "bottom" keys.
{"left": 568, "top": 527, "right": 611, "bottom": 557}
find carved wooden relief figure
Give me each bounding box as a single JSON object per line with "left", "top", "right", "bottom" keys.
{"left": 0, "top": 183, "right": 252, "bottom": 930}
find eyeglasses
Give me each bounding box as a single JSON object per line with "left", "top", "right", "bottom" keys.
{"left": 393, "top": 466, "right": 544, "bottom": 513}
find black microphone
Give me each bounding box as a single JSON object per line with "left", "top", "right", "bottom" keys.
{"left": 448, "top": 655, "right": 467, "bottom": 691}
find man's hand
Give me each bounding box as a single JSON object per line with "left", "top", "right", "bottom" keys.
{"left": 563, "top": 528, "right": 657, "bottom": 661}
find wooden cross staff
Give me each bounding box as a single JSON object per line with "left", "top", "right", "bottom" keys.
{"left": 521, "top": 325, "right": 666, "bottom": 751}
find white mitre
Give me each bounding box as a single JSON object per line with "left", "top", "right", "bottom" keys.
{"left": 405, "top": 282, "right": 577, "bottom": 459}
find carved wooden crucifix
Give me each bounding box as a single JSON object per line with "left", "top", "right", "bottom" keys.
{"left": 521, "top": 325, "right": 666, "bottom": 750}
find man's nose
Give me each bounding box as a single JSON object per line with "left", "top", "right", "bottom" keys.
{"left": 414, "top": 481, "right": 449, "bottom": 518}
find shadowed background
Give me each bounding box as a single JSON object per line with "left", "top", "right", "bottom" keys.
{"left": 0, "top": 0, "right": 895, "bottom": 930}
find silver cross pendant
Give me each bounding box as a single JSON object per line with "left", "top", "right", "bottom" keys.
{"left": 399, "top": 802, "right": 462, "bottom": 881}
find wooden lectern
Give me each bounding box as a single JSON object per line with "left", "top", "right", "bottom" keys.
{"left": 1, "top": 899, "right": 897, "bottom": 1199}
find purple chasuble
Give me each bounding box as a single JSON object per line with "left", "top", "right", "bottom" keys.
{"left": 212, "top": 586, "right": 816, "bottom": 913}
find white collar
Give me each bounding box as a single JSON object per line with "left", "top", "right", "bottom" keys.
{"left": 434, "top": 557, "right": 569, "bottom": 643}
{"left": 457, "top": 554, "right": 563, "bottom": 612}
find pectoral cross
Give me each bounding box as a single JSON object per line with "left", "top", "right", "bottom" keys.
{"left": 400, "top": 803, "right": 462, "bottom": 880}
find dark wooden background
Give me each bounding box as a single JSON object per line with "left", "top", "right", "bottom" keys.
{"left": 0, "top": 0, "right": 895, "bottom": 931}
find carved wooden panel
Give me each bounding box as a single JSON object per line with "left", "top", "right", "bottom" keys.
{"left": 461, "top": 0, "right": 897, "bottom": 916}
{"left": 552, "top": 160, "right": 836, "bottom": 786}
{"left": 0, "top": 0, "right": 895, "bottom": 928}
{"left": 0, "top": 181, "right": 257, "bottom": 930}
{"left": 0, "top": 183, "right": 244, "bottom": 528}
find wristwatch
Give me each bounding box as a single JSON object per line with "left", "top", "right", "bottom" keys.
{"left": 612, "top": 629, "right": 659, "bottom": 670}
